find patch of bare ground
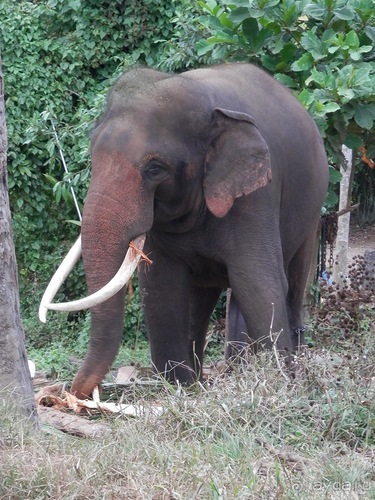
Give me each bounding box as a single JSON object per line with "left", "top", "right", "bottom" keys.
{"left": 313, "top": 221, "right": 375, "bottom": 349}
{"left": 348, "top": 223, "right": 375, "bottom": 261}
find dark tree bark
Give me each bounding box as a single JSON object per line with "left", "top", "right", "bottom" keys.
{"left": 0, "top": 54, "right": 38, "bottom": 424}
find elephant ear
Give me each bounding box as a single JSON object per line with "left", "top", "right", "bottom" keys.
{"left": 203, "top": 107, "right": 272, "bottom": 218}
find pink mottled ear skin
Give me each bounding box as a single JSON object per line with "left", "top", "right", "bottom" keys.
{"left": 206, "top": 165, "right": 272, "bottom": 218}
{"left": 206, "top": 196, "right": 233, "bottom": 219}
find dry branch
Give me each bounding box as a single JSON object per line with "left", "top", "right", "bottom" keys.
{"left": 35, "top": 382, "right": 164, "bottom": 426}
{"left": 336, "top": 203, "right": 359, "bottom": 218}
{"left": 37, "top": 406, "right": 111, "bottom": 439}
{"left": 129, "top": 239, "right": 153, "bottom": 264}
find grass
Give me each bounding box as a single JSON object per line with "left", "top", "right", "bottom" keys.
{"left": 4, "top": 264, "right": 375, "bottom": 499}
{"left": 27, "top": 341, "right": 151, "bottom": 382}
{"left": 1, "top": 334, "right": 374, "bottom": 499}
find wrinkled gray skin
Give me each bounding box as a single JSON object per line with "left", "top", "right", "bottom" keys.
{"left": 72, "top": 63, "right": 329, "bottom": 399}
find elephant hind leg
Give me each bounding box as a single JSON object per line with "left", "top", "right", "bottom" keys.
{"left": 188, "top": 286, "right": 222, "bottom": 376}
{"left": 286, "top": 223, "right": 320, "bottom": 349}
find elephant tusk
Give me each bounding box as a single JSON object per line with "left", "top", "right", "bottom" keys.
{"left": 39, "top": 235, "right": 82, "bottom": 323}
{"left": 39, "top": 234, "right": 146, "bottom": 323}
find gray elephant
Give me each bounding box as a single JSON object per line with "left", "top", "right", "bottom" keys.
{"left": 40, "top": 63, "right": 329, "bottom": 399}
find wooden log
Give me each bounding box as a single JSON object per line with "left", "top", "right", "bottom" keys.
{"left": 37, "top": 406, "right": 112, "bottom": 439}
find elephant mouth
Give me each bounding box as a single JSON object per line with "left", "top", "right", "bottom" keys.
{"left": 38, "top": 234, "right": 146, "bottom": 323}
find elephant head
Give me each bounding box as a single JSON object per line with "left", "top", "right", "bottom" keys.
{"left": 40, "top": 67, "right": 272, "bottom": 399}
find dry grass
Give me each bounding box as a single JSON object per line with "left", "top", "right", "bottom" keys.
{"left": 1, "top": 330, "right": 374, "bottom": 500}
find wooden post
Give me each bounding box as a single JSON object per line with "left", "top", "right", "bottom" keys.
{"left": 333, "top": 146, "right": 353, "bottom": 286}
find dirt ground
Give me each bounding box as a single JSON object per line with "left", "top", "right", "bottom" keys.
{"left": 348, "top": 223, "right": 375, "bottom": 259}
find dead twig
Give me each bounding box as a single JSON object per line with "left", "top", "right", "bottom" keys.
{"left": 269, "top": 303, "right": 289, "bottom": 382}
{"left": 322, "top": 386, "right": 336, "bottom": 438}
{"left": 129, "top": 240, "right": 153, "bottom": 264}
{"left": 336, "top": 203, "right": 359, "bottom": 218}
{"left": 255, "top": 437, "right": 312, "bottom": 471}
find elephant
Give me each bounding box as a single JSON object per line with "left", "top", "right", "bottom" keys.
{"left": 40, "top": 63, "right": 329, "bottom": 399}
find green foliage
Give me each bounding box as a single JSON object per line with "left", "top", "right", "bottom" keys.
{"left": 157, "top": 2, "right": 213, "bottom": 71}
{"left": 27, "top": 344, "right": 74, "bottom": 380}
{"left": 1, "top": 0, "right": 177, "bottom": 258}
{"left": 195, "top": 0, "right": 375, "bottom": 153}
{"left": 25, "top": 307, "right": 149, "bottom": 379}
{"left": 23, "top": 309, "right": 88, "bottom": 379}
{"left": 124, "top": 276, "right": 147, "bottom": 340}
{"left": 325, "top": 165, "right": 342, "bottom": 208}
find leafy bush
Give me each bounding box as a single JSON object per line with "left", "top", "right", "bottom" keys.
{"left": 1, "top": 0, "right": 178, "bottom": 272}
{"left": 157, "top": 2, "right": 212, "bottom": 71}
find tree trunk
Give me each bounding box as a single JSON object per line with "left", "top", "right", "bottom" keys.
{"left": 333, "top": 146, "right": 353, "bottom": 286}
{"left": 0, "top": 54, "right": 38, "bottom": 424}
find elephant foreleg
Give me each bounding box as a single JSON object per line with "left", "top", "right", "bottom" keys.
{"left": 138, "top": 246, "right": 220, "bottom": 383}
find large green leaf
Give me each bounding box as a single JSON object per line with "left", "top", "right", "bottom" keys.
{"left": 300, "top": 28, "right": 326, "bottom": 60}
{"left": 344, "top": 134, "right": 364, "bottom": 149}
{"left": 329, "top": 166, "right": 342, "bottom": 185}
{"left": 333, "top": 6, "right": 356, "bottom": 21}
{"left": 291, "top": 53, "right": 314, "bottom": 71}
{"left": 242, "top": 17, "right": 259, "bottom": 44}
{"left": 354, "top": 106, "right": 374, "bottom": 130}
{"left": 228, "top": 6, "right": 251, "bottom": 24}
{"left": 303, "top": 3, "right": 326, "bottom": 20}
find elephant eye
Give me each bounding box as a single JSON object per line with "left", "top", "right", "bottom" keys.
{"left": 148, "top": 164, "right": 162, "bottom": 175}
{"left": 144, "top": 161, "right": 167, "bottom": 179}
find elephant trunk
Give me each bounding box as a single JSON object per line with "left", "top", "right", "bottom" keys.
{"left": 39, "top": 165, "right": 152, "bottom": 398}
{"left": 72, "top": 163, "right": 157, "bottom": 397}
{"left": 39, "top": 228, "right": 146, "bottom": 399}
{"left": 71, "top": 289, "right": 126, "bottom": 399}
{"left": 71, "top": 224, "right": 133, "bottom": 396}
